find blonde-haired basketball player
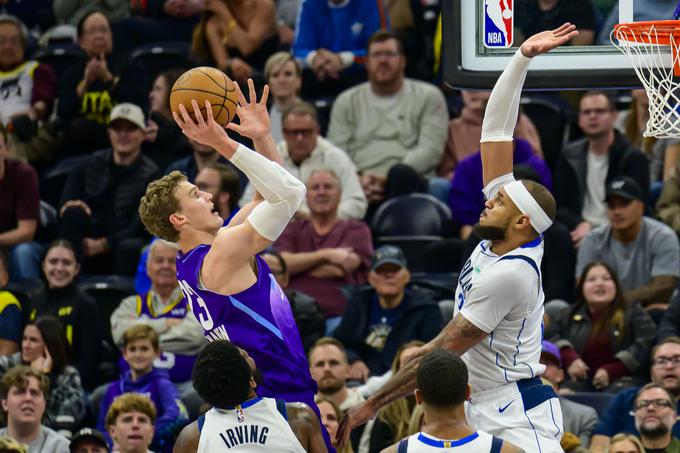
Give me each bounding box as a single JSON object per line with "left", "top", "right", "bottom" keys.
{"left": 340, "top": 24, "right": 579, "bottom": 453}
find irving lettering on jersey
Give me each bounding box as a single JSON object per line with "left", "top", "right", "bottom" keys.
{"left": 219, "top": 425, "right": 269, "bottom": 448}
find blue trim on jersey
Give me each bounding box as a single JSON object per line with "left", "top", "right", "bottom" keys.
{"left": 276, "top": 398, "right": 288, "bottom": 421}
{"left": 416, "top": 432, "right": 479, "bottom": 448}
{"left": 512, "top": 318, "right": 527, "bottom": 366}
{"left": 197, "top": 415, "right": 205, "bottom": 433}
{"left": 229, "top": 296, "right": 284, "bottom": 340}
{"left": 397, "top": 439, "right": 408, "bottom": 453}
{"left": 480, "top": 241, "right": 487, "bottom": 251}
{"left": 490, "top": 436, "right": 503, "bottom": 453}
{"left": 497, "top": 255, "right": 540, "bottom": 279}
{"left": 225, "top": 396, "right": 263, "bottom": 410}
{"left": 520, "top": 234, "right": 543, "bottom": 248}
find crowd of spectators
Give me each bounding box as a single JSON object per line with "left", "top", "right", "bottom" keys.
{"left": 3, "top": 1, "right": 680, "bottom": 452}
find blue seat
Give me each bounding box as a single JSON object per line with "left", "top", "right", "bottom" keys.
{"left": 562, "top": 391, "right": 615, "bottom": 419}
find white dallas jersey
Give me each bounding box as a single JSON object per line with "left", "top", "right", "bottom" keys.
{"left": 197, "top": 397, "right": 305, "bottom": 452}
{"left": 454, "top": 236, "right": 546, "bottom": 393}
{"left": 0, "top": 60, "right": 38, "bottom": 125}
{"left": 397, "top": 431, "right": 503, "bottom": 452}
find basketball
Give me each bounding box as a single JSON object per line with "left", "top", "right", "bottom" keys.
{"left": 170, "top": 67, "right": 238, "bottom": 127}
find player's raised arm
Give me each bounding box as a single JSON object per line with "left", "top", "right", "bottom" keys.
{"left": 480, "top": 23, "right": 578, "bottom": 192}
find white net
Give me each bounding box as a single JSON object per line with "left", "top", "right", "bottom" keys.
{"left": 611, "top": 22, "right": 680, "bottom": 138}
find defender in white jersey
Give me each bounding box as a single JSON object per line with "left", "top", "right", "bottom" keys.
{"left": 174, "top": 340, "right": 328, "bottom": 453}
{"left": 340, "top": 24, "right": 580, "bottom": 453}
{"left": 382, "top": 350, "right": 522, "bottom": 453}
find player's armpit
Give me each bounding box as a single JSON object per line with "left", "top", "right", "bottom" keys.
{"left": 379, "top": 444, "right": 398, "bottom": 453}
{"left": 435, "top": 313, "right": 489, "bottom": 355}
{"left": 206, "top": 221, "right": 272, "bottom": 275}
{"left": 172, "top": 421, "right": 199, "bottom": 453}
{"left": 500, "top": 439, "right": 526, "bottom": 453}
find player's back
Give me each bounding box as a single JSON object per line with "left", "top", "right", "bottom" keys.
{"left": 176, "top": 245, "right": 316, "bottom": 399}
{"left": 397, "top": 431, "right": 504, "bottom": 452}
{"left": 197, "top": 397, "right": 306, "bottom": 452}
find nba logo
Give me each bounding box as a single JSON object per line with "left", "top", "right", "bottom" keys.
{"left": 484, "top": 0, "right": 513, "bottom": 48}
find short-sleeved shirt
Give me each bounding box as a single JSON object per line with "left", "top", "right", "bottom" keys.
{"left": 576, "top": 217, "right": 680, "bottom": 290}
{"left": 0, "top": 291, "right": 21, "bottom": 344}
{"left": 274, "top": 219, "right": 374, "bottom": 317}
{"left": 0, "top": 159, "right": 39, "bottom": 233}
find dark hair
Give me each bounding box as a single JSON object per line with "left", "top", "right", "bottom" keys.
{"left": 416, "top": 350, "right": 468, "bottom": 408}
{"left": 367, "top": 30, "right": 404, "bottom": 55}
{"left": 652, "top": 336, "right": 680, "bottom": 359}
{"left": 204, "top": 163, "right": 241, "bottom": 211}
{"left": 0, "top": 246, "right": 9, "bottom": 276}
{"left": 25, "top": 317, "right": 70, "bottom": 376}
{"left": 264, "top": 250, "right": 287, "bottom": 275}
{"left": 192, "top": 341, "right": 252, "bottom": 408}
{"left": 576, "top": 261, "right": 627, "bottom": 336}
{"left": 580, "top": 90, "right": 616, "bottom": 112}
{"left": 0, "top": 366, "right": 49, "bottom": 400}
{"left": 43, "top": 239, "right": 78, "bottom": 263}
{"left": 76, "top": 9, "right": 110, "bottom": 38}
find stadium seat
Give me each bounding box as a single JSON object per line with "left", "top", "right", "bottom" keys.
{"left": 371, "top": 193, "right": 452, "bottom": 237}
{"left": 32, "top": 46, "right": 84, "bottom": 79}
{"left": 130, "top": 43, "right": 192, "bottom": 89}
{"left": 421, "top": 238, "right": 466, "bottom": 274}
{"left": 78, "top": 275, "right": 136, "bottom": 347}
{"left": 520, "top": 96, "right": 571, "bottom": 172}
{"left": 561, "top": 391, "right": 615, "bottom": 419}
{"left": 5, "top": 278, "right": 44, "bottom": 308}
{"left": 40, "top": 156, "right": 87, "bottom": 210}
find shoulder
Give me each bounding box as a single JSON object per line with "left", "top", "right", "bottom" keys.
{"left": 174, "top": 421, "right": 200, "bottom": 453}
{"left": 405, "top": 79, "right": 445, "bottom": 99}
{"left": 562, "top": 138, "right": 588, "bottom": 156}
{"left": 335, "top": 83, "right": 370, "bottom": 105}
{"left": 42, "top": 426, "right": 70, "bottom": 444}
{"left": 7, "top": 159, "right": 38, "bottom": 178}
{"left": 0, "top": 291, "right": 21, "bottom": 311}
{"left": 339, "top": 219, "right": 371, "bottom": 233}
{"left": 560, "top": 396, "right": 598, "bottom": 418}
{"left": 644, "top": 217, "right": 678, "bottom": 242}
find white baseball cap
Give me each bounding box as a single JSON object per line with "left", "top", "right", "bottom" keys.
{"left": 109, "top": 103, "right": 145, "bottom": 129}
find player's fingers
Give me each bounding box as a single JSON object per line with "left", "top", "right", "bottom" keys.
{"left": 176, "top": 103, "right": 193, "bottom": 128}
{"left": 260, "top": 84, "right": 269, "bottom": 105}
{"left": 234, "top": 82, "right": 248, "bottom": 107}
{"left": 204, "top": 100, "right": 215, "bottom": 125}
{"left": 552, "top": 22, "right": 573, "bottom": 36}
{"left": 226, "top": 123, "right": 244, "bottom": 135}
{"left": 247, "top": 78, "right": 256, "bottom": 104}
{"left": 191, "top": 99, "right": 206, "bottom": 126}
{"left": 554, "top": 24, "right": 576, "bottom": 39}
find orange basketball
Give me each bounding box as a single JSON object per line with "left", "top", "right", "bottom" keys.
{"left": 170, "top": 67, "right": 238, "bottom": 127}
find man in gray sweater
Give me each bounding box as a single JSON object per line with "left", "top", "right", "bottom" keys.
{"left": 0, "top": 366, "right": 69, "bottom": 453}
{"left": 327, "top": 30, "right": 448, "bottom": 206}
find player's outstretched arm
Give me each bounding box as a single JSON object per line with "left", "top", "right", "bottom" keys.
{"left": 480, "top": 23, "right": 577, "bottom": 191}
{"left": 337, "top": 314, "right": 487, "bottom": 446}
{"left": 172, "top": 421, "right": 199, "bottom": 453}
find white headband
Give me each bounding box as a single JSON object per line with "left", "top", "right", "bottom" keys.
{"left": 504, "top": 181, "right": 553, "bottom": 234}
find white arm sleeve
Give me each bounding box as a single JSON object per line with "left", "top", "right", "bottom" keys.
{"left": 480, "top": 50, "right": 532, "bottom": 143}
{"left": 482, "top": 173, "right": 515, "bottom": 201}
{"left": 229, "top": 144, "right": 306, "bottom": 240}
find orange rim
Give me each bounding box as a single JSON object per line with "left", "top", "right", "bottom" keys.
{"left": 614, "top": 20, "right": 680, "bottom": 45}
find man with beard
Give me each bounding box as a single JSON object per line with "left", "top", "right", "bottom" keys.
{"left": 633, "top": 384, "right": 680, "bottom": 452}
{"left": 309, "top": 338, "right": 364, "bottom": 411}
{"left": 590, "top": 337, "right": 680, "bottom": 452}
{"left": 173, "top": 340, "right": 328, "bottom": 452}
{"left": 339, "top": 24, "right": 577, "bottom": 452}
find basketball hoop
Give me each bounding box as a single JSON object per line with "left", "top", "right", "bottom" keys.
{"left": 611, "top": 20, "right": 680, "bottom": 138}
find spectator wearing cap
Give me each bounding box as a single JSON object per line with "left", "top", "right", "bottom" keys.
{"left": 540, "top": 340, "right": 598, "bottom": 448}
{"left": 555, "top": 91, "right": 649, "bottom": 248}
{"left": 58, "top": 102, "right": 159, "bottom": 276}
{"left": 546, "top": 259, "right": 656, "bottom": 392}
{"left": 274, "top": 169, "right": 374, "bottom": 328}
{"left": 577, "top": 176, "right": 680, "bottom": 314}
{"left": 333, "top": 245, "right": 442, "bottom": 381}
{"left": 70, "top": 428, "right": 109, "bottom": 453}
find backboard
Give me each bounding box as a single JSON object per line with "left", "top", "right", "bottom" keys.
{"left": 441, "top": 0, "right": 678, "bottom": 90}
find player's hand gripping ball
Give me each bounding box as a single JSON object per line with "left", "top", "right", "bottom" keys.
{"left": 170, "top": 66, "right": 238, "bottom": 126}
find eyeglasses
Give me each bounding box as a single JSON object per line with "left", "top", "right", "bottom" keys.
{"left": 635, "top": 398, "right": 674, "bottom": 410}
{"left": 579, "top": 108, "right": 611, "bottom": 116}
{"left": 652, "top": 355, "right": 680, "bottom": 367}
{"left": 282, "top": 128, "right": 315, "bottom": 138}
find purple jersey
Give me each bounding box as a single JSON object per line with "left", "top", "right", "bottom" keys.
{"left": 176, "top": 245, "right": 317, "bottom": 398}
{"left": 118, "top": 292, "right": 197, "bottom": 383}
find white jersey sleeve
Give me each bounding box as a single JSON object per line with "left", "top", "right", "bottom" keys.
{"left": 460, "top": 261, "right": 537, "bottom": 334}
{"left": 482, "top": 173, "right": 515, "bottom": 201}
